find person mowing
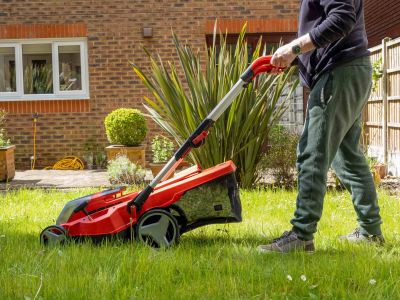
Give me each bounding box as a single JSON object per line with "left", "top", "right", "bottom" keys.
{"left": 258, "top": 0, "right": 384, "bottom": 253}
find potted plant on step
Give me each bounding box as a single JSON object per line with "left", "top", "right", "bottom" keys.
{"left": 107, "top": 154, "right": 146, "bottom": 185}
{"left": 373, "top": 163, "right": 388, "bottom": 180}
{"left": 104, "top": 108, "right": 148, "bottom": 167}
{"left": 0, "top": 110, "right": 15, "bottom": 181}
{"left": 149, "top": 135, "right": 174, "bottom": 177}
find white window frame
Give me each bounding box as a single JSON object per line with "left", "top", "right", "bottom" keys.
{"left": 0, "top": 38, "right": 89, "bottom": 101}
{"left": 0, "top": 43, "right": 22, "bottom": 97}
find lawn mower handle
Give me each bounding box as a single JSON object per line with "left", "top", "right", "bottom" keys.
{"left": 241, "top": 55, "right": 284, "bottom": 82}
{"left": 127, "top": 55, "right": 282, "bottom": 213}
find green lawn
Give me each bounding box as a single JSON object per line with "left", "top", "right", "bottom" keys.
{"left": 0, "top": 187, "right": 399, "bottom": 299}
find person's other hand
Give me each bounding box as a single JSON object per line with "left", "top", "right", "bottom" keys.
{"left": 271, "top": 44, "right": 297, "bottom": 68}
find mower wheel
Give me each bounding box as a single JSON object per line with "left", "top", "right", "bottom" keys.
{"left": 40, "top": 225, "right": 67, "bottom": 246}
{"left": 135, "top": 209, "right": 179, "bottom": 248}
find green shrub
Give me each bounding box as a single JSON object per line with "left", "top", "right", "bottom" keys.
{"left": 107, "top": 155, "right": 146, "bottom": 185}
{"left": 0, "top": 130, "right": 11, "bottom": 148}
{"left": 259, "top": 125, "right": 299, "bottom": 188}
{"left": 131, "top": 24, "right": 298, "bottom": 188}
{"left": 151, "top": 136, "right": 174, "bottom": 163}
{"left": 0, "top": 110, "right": 10, "bottom": 148}
{"left": 372, "top": 58, "right": 383, "bottom": 93}
{"left": 104, "top": 108, "right": 147, "bottom": 146}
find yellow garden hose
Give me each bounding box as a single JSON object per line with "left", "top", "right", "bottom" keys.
{"left": 44, "top": 156, "right": 85, "bottom": 170}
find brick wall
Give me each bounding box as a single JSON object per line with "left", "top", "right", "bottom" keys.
{"left": 365, "top": 0, "right": 400, "bottom": 47}
{"left": 0, "top": 0, "right": 299, "bottom": 169}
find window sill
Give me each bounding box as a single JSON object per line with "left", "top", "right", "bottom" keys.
{"left": 0, "top": 93, "right": 90, "bottom": 102}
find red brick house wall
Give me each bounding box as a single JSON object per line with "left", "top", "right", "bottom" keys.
{"left": 364, "top": 0, "right": 400, "bottom": 47}
{"left": 0, "top": 1, "right": 299, "bottom": 169}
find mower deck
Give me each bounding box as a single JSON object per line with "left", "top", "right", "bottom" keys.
{"left": 40, "top": 161, "right": 241, "bottom": 247}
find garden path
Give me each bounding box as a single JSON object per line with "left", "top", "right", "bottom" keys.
{"left": 0, "top": 170, "right": 111, "bottom": 190}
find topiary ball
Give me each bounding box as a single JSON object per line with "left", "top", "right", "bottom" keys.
{"left": 104, "top": 108, "right": 148, "bottom": 146}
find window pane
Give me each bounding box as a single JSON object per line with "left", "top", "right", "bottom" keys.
{"left": 0, "top": 47, "right": 16, "bottom": 93}
{"left": 23, "top": 44, "right": 53, "bottom": 94}
{"left": 59, "top": 45, "right": 82, "bottom": 91}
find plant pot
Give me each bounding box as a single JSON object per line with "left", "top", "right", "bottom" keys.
{"left": 371, "top": 170, "right": 381, "bottom": 185}
{"left": 149, "top": 162, "right": 166, "bottom": 177}
{"left": 374, "top": 163, "right": 388, "bottom": 179}
{"left": 105, "top": 145, "right": 146, "bottom": 168}
{"left": 0, "top": 145, "right": 15, "bottom": 181}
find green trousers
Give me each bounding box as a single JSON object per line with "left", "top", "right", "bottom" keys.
{"left": 291, "top": 56, "right": 382, "bottom": 241}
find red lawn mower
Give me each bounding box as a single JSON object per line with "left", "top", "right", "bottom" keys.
{"left": 40, "top": 56, "right": 279, "bottom": 248}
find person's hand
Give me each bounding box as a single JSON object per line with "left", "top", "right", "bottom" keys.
{"left": 271, "top": 44, "right": 297, "bottom": 68}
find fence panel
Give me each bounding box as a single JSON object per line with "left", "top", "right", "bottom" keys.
{"left": 364, "top": 37, "right": 400, "bottom": 176}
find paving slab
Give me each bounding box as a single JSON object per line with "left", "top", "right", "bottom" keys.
{"left": 0, "top": 169, "right": 155, "bottom": 190}
{"left": 0, "top": 170, "right": 111, "bottom": 190}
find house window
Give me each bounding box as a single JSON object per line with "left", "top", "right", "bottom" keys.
{"left": 0, "top": 39, "right": 88, "bottom": 101}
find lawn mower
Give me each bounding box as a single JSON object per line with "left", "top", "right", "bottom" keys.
{"left": 40, "top": 55, "right": 279, "bottom": 248}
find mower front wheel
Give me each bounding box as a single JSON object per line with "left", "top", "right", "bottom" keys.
{"left": 40, "top": 225, "right": 67, "bottom": 246}
{"left": 135, "top": 209, "right": 179, "bottom": 248}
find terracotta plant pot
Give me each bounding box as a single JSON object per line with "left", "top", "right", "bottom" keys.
{"left": 149, "top": 162, "right": 166, "bottom": 177}
{"left": 177, "top": 160, "right": 192, "bottom": 170}
{"left": 0, "top": 145, "right": 15, "bottom": 181}
{"left": 374, "top": 163, "right": 388, "bottom": 179}
{"left": 105, "top": 145, "right": 146, "bottom": 168}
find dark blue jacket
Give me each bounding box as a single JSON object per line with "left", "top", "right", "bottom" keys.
{"left": 298, "top": 0, "right": 370, "bottom": 88}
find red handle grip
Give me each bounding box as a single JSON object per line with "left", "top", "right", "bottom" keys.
{"left": 250, "top": 55, "right": 284, "bottom": 77}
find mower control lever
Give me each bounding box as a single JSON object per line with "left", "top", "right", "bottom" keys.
{"left": 191, "top": 130, "right": 209, "bottom": 148}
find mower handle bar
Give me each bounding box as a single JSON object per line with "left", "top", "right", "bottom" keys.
{"left": 127, "top": 55, "right": 282, "bottom": 213}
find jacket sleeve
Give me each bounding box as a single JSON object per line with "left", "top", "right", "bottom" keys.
{"left": 310, "top": 0, "right": 357, "bottom": 48}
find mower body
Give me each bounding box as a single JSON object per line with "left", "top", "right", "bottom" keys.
{"left": 55, "top": 161, "right": 241, "bottom": 241}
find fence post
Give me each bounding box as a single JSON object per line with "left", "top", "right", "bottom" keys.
{"left": 381, "top": 37, "right": 390, "bottom": 165}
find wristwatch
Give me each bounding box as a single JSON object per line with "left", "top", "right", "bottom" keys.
{"left": 292, "top": 44, "right": 302, "bottom": 56}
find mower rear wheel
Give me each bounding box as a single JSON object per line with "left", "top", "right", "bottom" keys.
{"left": 135, "top": 209, "right": 179, "bottom": 248}
{"left": 40, "top": 225, "right": 67, "bottom": 246}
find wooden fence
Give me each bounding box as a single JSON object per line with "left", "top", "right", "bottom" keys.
{"left": 364, "top": 37, "right": 400, "bottom": 175}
